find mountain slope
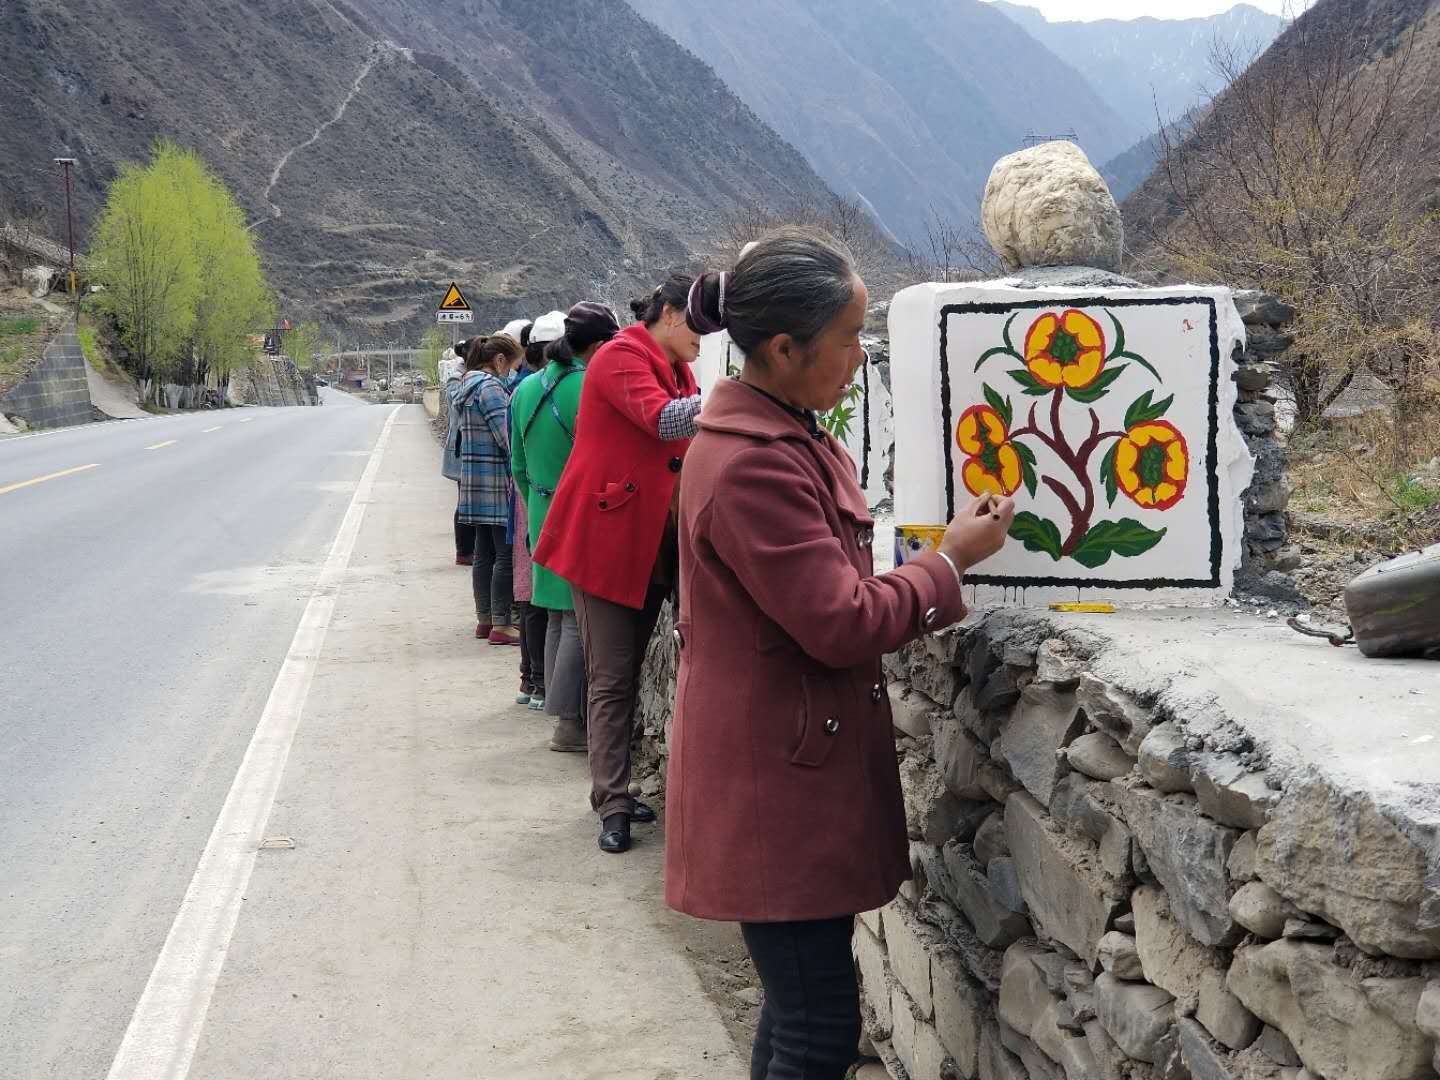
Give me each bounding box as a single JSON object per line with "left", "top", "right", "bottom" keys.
{"left": 1122, "top": 0, "right": 1440, "bottom": 254}
{"left": 625, "top": 0, "right": 1143, "bottom": 245}
{"left": 991, "top": 2, "right": 1287, "bottom": 136}
{"left": 0, "top": 0, "right": 831, "bottom": 333}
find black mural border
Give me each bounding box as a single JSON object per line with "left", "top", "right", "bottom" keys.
{"left": 938, "top": 295, "right": 1224, "bottom": 591}
{"left": 860, "top": 355, "right": 872, "bottom": 491}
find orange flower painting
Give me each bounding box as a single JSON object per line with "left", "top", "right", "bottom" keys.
{"left": 1114, "top": 420, "right": 1189, "bottom": 510}
{"left": 1024, "top": 309, "right": 1106, "bottom": 390}
{"left": 972, "top": 307, "right": 1181, "bottom": 567}
{"left": 956, "top": 404, "right": 1023, "bottom": 497}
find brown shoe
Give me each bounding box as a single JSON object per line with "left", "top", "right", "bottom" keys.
{"left": 549, "top": 715, "right": 587, "bottom": 753}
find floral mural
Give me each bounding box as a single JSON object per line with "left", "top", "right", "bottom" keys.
{"left": 965, "top": 307, "right": 1190, "bottom": 569}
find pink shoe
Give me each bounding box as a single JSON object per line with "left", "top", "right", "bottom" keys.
{"left": 488, "top": 626, "right": 521, "bottom": 646}
{"left": 476, "top": 622, "right": 492, "bottom": 639}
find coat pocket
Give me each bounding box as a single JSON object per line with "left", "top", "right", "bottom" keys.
{"left": 791, "top": 674, "right": 842, "bottom": 768}
{"left": 595, "top": 475, "right": 639, "bottom": 512}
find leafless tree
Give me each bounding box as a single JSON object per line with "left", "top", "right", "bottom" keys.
{"left": 899, "top": 206, "right": 1002, "bottom": 285}
{"left": 714, "top": 192, "right": 899, "bottom": 285}
{"left": 1139, "top": 13, "right": 1440, "bottom": 432}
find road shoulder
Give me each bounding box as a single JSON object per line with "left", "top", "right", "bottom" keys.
{"left": 187, "top": 406, "right": 741, "bottom": 1079}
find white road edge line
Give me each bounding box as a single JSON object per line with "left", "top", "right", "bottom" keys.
{"left": 104, "top": 405, "right": 403, "bottom": 1080}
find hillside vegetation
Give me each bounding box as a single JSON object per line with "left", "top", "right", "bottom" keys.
{"left": 0, "top": 0, "right": 832, "bottom": 336}
{"left": 1126, "top": 0, "right": 1440, "bottom": 549}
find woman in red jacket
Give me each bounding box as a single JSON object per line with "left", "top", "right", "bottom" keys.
{"left": 533, "top": 273, "right": 702, "bottom": 854}
{"left": 667, "top": 229, "right": 1014, "bottom": 1080}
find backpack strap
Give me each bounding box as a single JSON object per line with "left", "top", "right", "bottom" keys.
{"left": 521, "top": 366, "right": 581, "bottom": 445}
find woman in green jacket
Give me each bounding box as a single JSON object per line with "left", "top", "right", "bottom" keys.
{"left": 511, "top": 302, "right": 620, "bottom": 751}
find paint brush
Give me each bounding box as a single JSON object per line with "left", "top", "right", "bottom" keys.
{"left": 973, "top": 493, "right": 1003, "bottom": 521}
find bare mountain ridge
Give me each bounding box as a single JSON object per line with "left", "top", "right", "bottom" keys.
{"left": 0, "top": 0, "right": 831, "bottom": 335}
{"left": 991, "top": 2, "right": 1287, "bottom": 141}
{"left": 625, "top": 0, "right": 1145, "bottom": 245}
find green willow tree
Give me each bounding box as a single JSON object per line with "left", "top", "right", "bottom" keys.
{"left": 417, "top": 327, "right": 448, "bottom": 386}
{"left": 162, "top": 144, "right": 274, "bottom": 386}
{"left": 91, "top": 141, "right": 273, "bottom": 402}
{"left": 283, "top": 322, "right": 325, "bottom": 372}
{"left": 91, "top": 153, "right": 199, "bottom": 395}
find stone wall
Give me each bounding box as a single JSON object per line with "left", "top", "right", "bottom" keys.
{"left": 635, "top": 605, "right": 1440, "bottom": 1080}
{"left": 1230, "top": 292, "right": 1296, "bottom": 590}
{"left": 0, "top": 324, "right": 95, "bottom": 429}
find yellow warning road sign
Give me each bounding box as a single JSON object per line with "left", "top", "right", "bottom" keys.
{"left": 438, "top": 282, "right": 471, "bottom": 311}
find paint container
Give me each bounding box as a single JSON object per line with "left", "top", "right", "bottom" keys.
{"left": 894, "top": 525, "right": 947, "bottom": 567}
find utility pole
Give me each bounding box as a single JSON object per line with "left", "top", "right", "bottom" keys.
{"left": 52, "top": 157, "right": 79, "bottom": 318}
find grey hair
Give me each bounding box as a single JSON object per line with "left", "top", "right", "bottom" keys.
{"left": 716, "top": 227, "right": 858, "bottom": 359}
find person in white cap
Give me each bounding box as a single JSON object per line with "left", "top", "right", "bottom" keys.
{"left": 510, "top": 312, "right": 563, "bottom": 711}
{"left": 512, "top": 303, "right": 620, "bottom": 754}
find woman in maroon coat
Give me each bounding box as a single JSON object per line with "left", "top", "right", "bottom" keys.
{"left": 667, "top": 229, "right": 1014, "bottom": 1080}
{"left": 533, "top": 273, "right": 702, "bottom": 853}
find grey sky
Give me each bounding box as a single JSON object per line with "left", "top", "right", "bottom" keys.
{"left": 980, "top": 0, "right": 1311, "bottom": 20}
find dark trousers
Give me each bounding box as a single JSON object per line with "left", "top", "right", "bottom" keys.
{"left": 517, "top": 601, "right": 548, "bottom": 693}
{"left": 454, "top": 507, "right": 475, "bottom": 559}
{"left": 543, "top": 608, "right": 585, "bottom": 719}
{"left": 740, "top": 917, "right": 860, "bottom": 1080}
{"left": 471, "top": 524, "right": 513, "bottom": 625}
{"left": 572, "top": 584, "right": 667, "bottom": 818}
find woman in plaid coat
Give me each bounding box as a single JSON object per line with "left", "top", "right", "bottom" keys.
{"left": 455, "top": 336, "right": 523, "bottom": 644}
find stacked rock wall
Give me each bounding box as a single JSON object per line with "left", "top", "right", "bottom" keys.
{"left": 634, "top": 606, "right": 1440, "bottom": 1080}
{"left": 854, "top": 617, "right": 1437, "bottom": 1080}
{"left": 1230, "top": 292, "right": 1296, "bottom": 583}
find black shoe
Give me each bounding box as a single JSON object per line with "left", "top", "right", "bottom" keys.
{"left": 631, "top": 800, "right": 656, "bottom": 824}
{"left": 599, "top": 813, "right": 631, "bottom": 853}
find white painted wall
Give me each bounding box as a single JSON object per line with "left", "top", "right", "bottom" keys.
{"left": 890, "top": 280, "right": 1252, "bottom": 605}
{"left": 695, "top": 330, "right": 894, "bottom": 509}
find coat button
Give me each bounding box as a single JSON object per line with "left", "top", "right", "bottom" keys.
{"left": 599, "top": 500, "right": 608, "bottom": 509}
{"left": 824, "top": 717, "right": 840, "bottom": 735}
{"left": 625, "top": 482, "right": 636, "bottom": 492}
{"left": 871, "top": 683, "right": 884, "bottom": 704}
{"left": 668, "top": 457, "right": 682, "bottom": 473}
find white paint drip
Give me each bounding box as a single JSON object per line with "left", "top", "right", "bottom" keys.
{"left": 103, "top": 406, "right": 402, "bottom": 1080}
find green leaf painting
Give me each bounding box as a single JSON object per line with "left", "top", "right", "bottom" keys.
{"left": 1009, "top": 511, "right": 1064, "bottom": 562}
{"left": 1069, "top": 519, "right": 1168, "bottom": 569}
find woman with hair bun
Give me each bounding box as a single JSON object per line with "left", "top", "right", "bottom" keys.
{"left": 666, "top": 227, "right": 1015, "bottom": 1079}
{"left": 534, "top": 273, "right": 703, "bottom": 853}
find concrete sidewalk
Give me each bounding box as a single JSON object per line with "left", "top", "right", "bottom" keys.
{"left": 187, "top": 405, "right": 741, "bottom": 1079}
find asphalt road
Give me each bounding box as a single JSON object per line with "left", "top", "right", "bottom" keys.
{"left": 0, "top": 390, "right": 393, "bottom": 1079}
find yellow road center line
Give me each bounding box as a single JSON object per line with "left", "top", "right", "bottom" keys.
{"left": 145, "top": 440, "right": 178, "bottom": 451}
{"left": 0, "top": 463, "right": 100, "bottom": 497}
{"left": 202, "top": 426, "right": 222, "bottom": 433}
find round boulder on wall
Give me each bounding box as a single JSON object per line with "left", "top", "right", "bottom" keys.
{"left": 981, "top": 140, "right": 1124, "bottom": 273}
